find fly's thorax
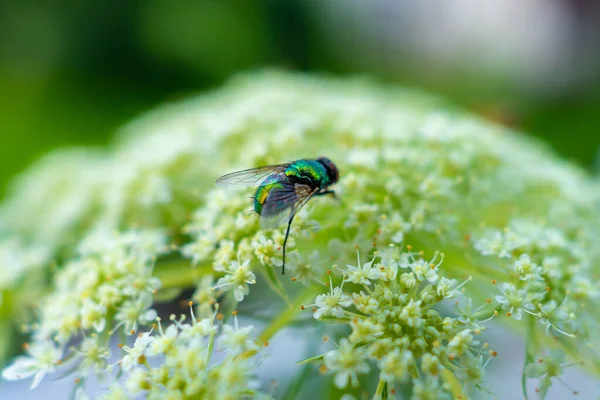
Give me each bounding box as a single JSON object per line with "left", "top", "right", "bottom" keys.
{"left": 285, "top": 160, "right": 328, "bottom": 188}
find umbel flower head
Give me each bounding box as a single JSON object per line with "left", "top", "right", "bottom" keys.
{"left": 0, "top": 71, "right": 599, "bottom": 399}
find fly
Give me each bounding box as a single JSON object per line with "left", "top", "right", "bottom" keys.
{"left": 216, "top": 157, "right": 339, "bottom": 274}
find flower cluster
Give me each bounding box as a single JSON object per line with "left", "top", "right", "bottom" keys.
{"left": 99, "top": 309, "right": 267, "bottom": 400}
{"left": 0, "top": 71, "right": 598, "bottom": 398}
{"left": 3, "top": 230, "right": 167, "bottom": 389}
{"left": 306, "top": 248, "right": 491, "bottom": 398}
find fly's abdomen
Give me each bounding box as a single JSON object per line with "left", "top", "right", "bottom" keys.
{"left": 254, "top": 179, "right": 284, "bottom": 215}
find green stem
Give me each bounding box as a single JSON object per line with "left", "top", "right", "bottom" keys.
{"left": 259, "top": 285, "right": 321, "bottom": 343}
{"left": 522, "top": 314, "right": 536, "bottom": 400}
{"left": 441, "top": 368, "right": 466, "bottom": 399}
{"left": 374, "top": 378, "right": 387, "bottom": 400}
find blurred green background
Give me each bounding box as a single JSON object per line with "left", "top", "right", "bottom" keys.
{"left": 1, "top": 0, "right": 600, "bottom": 197}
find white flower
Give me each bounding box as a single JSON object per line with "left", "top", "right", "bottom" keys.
{"left": 352, "top": 291, "right": 380, "bottom": 314}
{"left": 80, "top": 299, "right": 107, "bottom": 332}
{"left": 213, "top": 240, "right": 236, "bottom": 269}
{"left": 379, "top": 213, "right": 410, "bottom": 243}
{"left": 379, "top": 349, "right": 413, "bottom": 383}
{"left": 447, "top": 330, "right": 475, "bottom": 358}
{"left": 148, "top": 319, "right": 179, "bottom": 356}
{"left": 114, "top": 293, "right": 157, "bottom": 334}
{"left": 2, "top": 340, "right": 62, "bottom": 389}
{"left": 474, "top": 231, "right": 512, "bottom": 258}
{"left": 313, "top": 277, "right": 353, "bottom": 319}
{"left": 181, "top": 234, "right": 217, "bottom": 265}
{"left": 124, "top": 368, "right": 150, "bottom": 393}
{"left": 513, "top": 254, "right": 542, "bottom": 281}
{"left": 405, "top": 259, "right": 438, "bottom": 283}
{"left": 219, "top": 317, "right": 259, "bottom": 356}
{"left": 344, "top": 204, "right": 379, "bottom": 229}
{"left": 97, "top": 283, "right": 123, "bottom": 307}
{"left": 324, "top": 339, "right": 370, "bottom": 388}
{"left": 77, "top": 336, "right": 111, "bottom": 373}
{"left": 399, "top": 299, "right": 423, "bottom": 328}
{"left": 290, "top": 250, "right": 323, "bottom": 284}
{"left": 436, "top": 277, "right": 458, "bottom": 299}
{"left": 121, "top": 270, "right": 162, "bottom": 297}
{"left": 349, "top": 318, "right": 383, "bottom": 342}
{"left": 343, "top": 251, "right": 382, "bottom": 285}
{"left": 180, "top": 315, "right": 217, "bottom": 341}
{"left": 251, "top": 235, "right": 282, "bottom": 267}
{"left": 494, "top": 282, "right": 529, "bottom": 320}
{"left": 399, "top": 272, "right": 417, "bottom": 289}
{"left": 213, "top": 259, "right": 256, "bottom": 302}
{"left": 120, "top": 332, "right": 154, "bottom": 371}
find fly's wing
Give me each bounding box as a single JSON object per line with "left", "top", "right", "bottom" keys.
{"left": 260, "top": 182, "right": 317, "bottom": 229}
{"left": 216, "top": 164, "right": 289, "bottom": 187}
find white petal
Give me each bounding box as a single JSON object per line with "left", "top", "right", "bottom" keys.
{"left": 94, "top": 318, "right": 107, "bottom": 332}
{"left": 334, "top": 371, "right": 350, "bottom": 388}
{"left": 313, "top": 307, "right": 326, "bottom": 319}
{"left": 233, "top": 285, "right": 244, "bottom": 302}
{"left": 332, "top": 306, "right": 345, "bottom": 318}
{"left": 30, "top": 369, "right": 48, "bottom": 389}
{"left": 2, "top": 357, "right": 39, "bottom": 381}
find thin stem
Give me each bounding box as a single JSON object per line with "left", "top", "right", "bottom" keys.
{"left": 259, "top": 285, "right": 321, "bottom": 343}
{"left": 374, "top": 378, "right": 387, "bottom": 400}
{"left": 441, "top": 368, "right": 466, "bottom": 399}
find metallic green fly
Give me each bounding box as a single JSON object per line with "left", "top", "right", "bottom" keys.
{"left": 216, "top": 157, "right": 339, "bottom": 274}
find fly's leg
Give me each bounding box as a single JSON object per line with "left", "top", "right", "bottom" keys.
{"left": 282, "top": 213, "right": 296, "bottom": 275}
